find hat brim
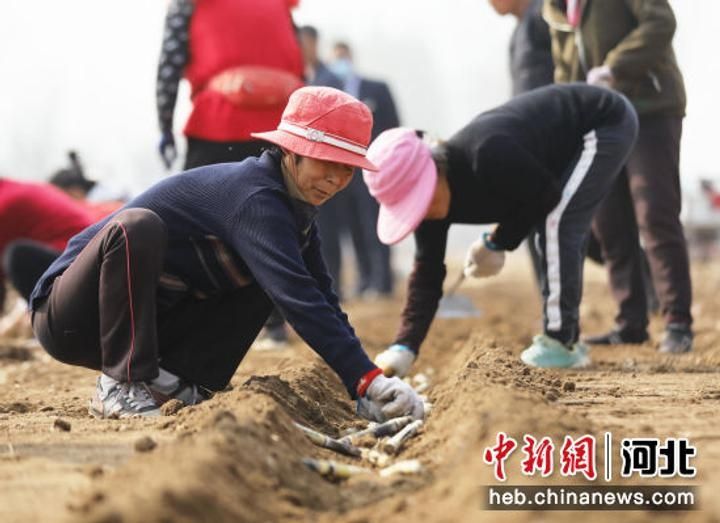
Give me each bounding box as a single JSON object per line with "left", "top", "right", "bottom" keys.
{"left": 376, "top": 156, "right": 437, "bottom": 245}
{"left": 251, "top": 130, "right": 377, "bottom": 171}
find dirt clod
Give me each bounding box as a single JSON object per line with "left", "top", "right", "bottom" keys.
{"left": 563, "top": 381, "right": 576, "bottom": 392}
{"left": 160, "top": 399, "right": 184, "bottom": 416}
{"left": 134, "top": 436, "right": 157, "bottom": 453}
{"left": 545, "top": 389, "right": 561, "bottom": 402}
{"left": 52, "top": 418, "right": 71, "bottom": 432}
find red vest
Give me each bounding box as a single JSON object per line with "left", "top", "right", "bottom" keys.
{"left": 184, "top": 0, "right": 304, "bottom": 142}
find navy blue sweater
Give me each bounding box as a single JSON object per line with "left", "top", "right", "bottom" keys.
{"left": 30, "top": 151, "right": 377, "bottom": 396}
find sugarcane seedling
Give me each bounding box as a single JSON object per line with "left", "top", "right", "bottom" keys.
{"left": 340, "top": 416, "right": 413, "bottom": 445}
{"left": 294, "top": 422, "right": 362, "bottom": 457}
{"left": 379, "top": 459, "right": 423, "bottom": 477}
{"left": 302, "top": 458, "right": 371, "bottom": 480}
{"left": 412, "top": 373, "right": 430, "bottom": 393}
{"left": 383, "top": 419, "right": 424, "bottom": 455}
{"left": 340, "top": 421, "right": 377, "bottom": 438}
{"left": 360, "top": 448, "right": 391, "bottom": 468}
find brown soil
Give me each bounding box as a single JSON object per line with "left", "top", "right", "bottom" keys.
{"left": 1, "top": 258, "right": 719, "bottom": 522}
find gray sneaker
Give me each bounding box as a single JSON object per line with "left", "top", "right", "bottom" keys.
{"left": 658, "top": 323, "right": 693, "bottom": 354}
{"left": 89, "top": 378, "right": 161, "bottom": 419}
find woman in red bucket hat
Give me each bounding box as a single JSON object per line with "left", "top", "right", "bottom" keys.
{"left": 29, "top": 86, "right": 424, "bottom": 421}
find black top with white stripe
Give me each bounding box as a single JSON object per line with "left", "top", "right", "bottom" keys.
{"left": 396, "top": 83, "right": 631, "bottom": 350}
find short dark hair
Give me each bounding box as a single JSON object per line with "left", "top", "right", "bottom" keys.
{"left": 299, "top": 25, "right": 318, "bottom": 39}
{"left": 49, "top": 151, "right": 96, "bottom": 193}
{"left": 334, "top": 41, "right": 351, "bottom": 54}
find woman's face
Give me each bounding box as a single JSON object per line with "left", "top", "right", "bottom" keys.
{"left": 286, "top": 154, "right": 355, "bottom": 206}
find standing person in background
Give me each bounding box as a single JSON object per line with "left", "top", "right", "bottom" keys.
{"left": 155, "top": 0, "right": 304, "bottom": 171}
{"left": 298, "top": 26, "right": 344, "bottom": 91}
{"left": 545, "top": 0, "right": 693, "bottom": 353}
{"left": 323, "top": 41, "right": 399, "bottom": 299}
{"left": 489, "top": 0, "right": 554, "bottom": 96}
{"left": 488, "top": 0, "right": 554, "bottom": 288}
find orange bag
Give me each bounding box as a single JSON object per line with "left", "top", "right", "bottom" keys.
{"left": 207, "top": 65, "right": 304, "bottom": 109}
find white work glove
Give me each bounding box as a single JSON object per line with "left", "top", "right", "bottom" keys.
{"left": 374, "top": 344, "right": 416, "bottom": 378}
{"left": 464, "top": 232, "right": 505, "bottom": 278}
{"left": 586, "top": 65, "right": 614, "bottom": 88}
{"left": 357, "top": 374, "right": 425, "bottom": 423}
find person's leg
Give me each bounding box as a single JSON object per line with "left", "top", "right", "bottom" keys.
{"left": 343, "top": 173, "right": 382, "bottom": 296}
{"left": 589, "top": 170, "right": 650, "bottom": 339}
{"left": 32, "top": 209, "right": 167, "bottom": 381}
{"left": 3, "top": 240, "right": 61, "bottom": 302}
{"left": 525, "top": 233, "right": 544, "bottom": 293}
{"left": 582, "top": 232, "right": 658, "bottom": 315}
{"left": 354, "top": 173, "right": 394, "bottom": 295}
{"left": 315, "top": 194, "right": 344, "bottom": 298}
{"left": 525, "top": 103, "right": 637, "bottom": 367}
{"left": 585, "top": 231, "right": 604, "bottom": 265}
{"left": 626, "top": 116, "right": 692, "bottom": 352}
{"left": 157, "top": 284, "right": 273, "bottom": 391}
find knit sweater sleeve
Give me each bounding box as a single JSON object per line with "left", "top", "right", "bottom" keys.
{"left": 156, "top": 0, "right": 193, "bottom": 134}
{"left": 230, "top": 191, "right": 376, "bottom": 397}
{"left": 301, "top": 223, "right": 360, "bottom": 339}
{"left": 394, "top": 220, "right": 449, "bottom": 352}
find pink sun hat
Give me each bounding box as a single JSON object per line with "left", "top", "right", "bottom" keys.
{"left": 251, "top": 86, "right": 377, "bottom": 171}
{"left": 363, "top": 128, "right": 437, "bottom": 245}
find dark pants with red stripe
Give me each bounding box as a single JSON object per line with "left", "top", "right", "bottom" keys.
{"left": 32, "top": 209, "right": 273, "bottom": 390}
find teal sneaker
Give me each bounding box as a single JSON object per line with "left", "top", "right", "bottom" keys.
{"left": 520, "top": 335, "right": 591, "bottom": 369}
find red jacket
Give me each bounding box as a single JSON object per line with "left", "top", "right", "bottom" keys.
{"left": 184, "top": 0, "right": 304, "bottom": 142}
{"left": 0, "top": 178, "right": 95, "bottom": 257}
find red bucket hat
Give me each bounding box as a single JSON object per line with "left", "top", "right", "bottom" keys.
{"left": 252, "top": 86, "right": 378, "bottom": 171}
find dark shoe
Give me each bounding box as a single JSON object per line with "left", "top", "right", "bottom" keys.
{"left": 583, "top": 328, "right": 649, "bottom": 345}
{"left": 148, "top": 369, "right": 212, "bottom": 407}
{"left": 658, "top": 323, "right": 693, "bottom": 354}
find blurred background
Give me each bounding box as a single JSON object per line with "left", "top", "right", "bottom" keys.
{"left": 1, "top": 0, "right": 718, "bottom": 257}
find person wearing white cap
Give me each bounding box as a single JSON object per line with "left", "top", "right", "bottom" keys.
{"left": 364, "top": 84, "right": 638, "bottom": 373}
{"left": 29, "top": 86, "right": 424, "bottom": 422}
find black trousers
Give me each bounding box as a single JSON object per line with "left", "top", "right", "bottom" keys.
{"left": 316, "top": 171, "right": 394, "bottom": 298}
{"left": 592, "top": 116, "right": 692, "bottom": 330}
{"left": 3, "top": 240, "right": 61, "bottom": 302}
{"left": 536, "top": 98, "right": 638, "bottom": 344}
{"left": 32, "top": 209, "right": 272, "bottom": 390}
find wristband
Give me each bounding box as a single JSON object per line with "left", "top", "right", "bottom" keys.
{"left": 388, "top": 343, "right": 414, "bottom": 353}
{"left": 483, "top": 232, "right": 502, "bottom": 251}
{"left": 356, "top": 367, "right": 383, "bottom": 397}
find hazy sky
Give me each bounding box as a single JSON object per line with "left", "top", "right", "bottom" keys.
{"left": 1, "top": 0, "right": 717, "bottom": 201}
